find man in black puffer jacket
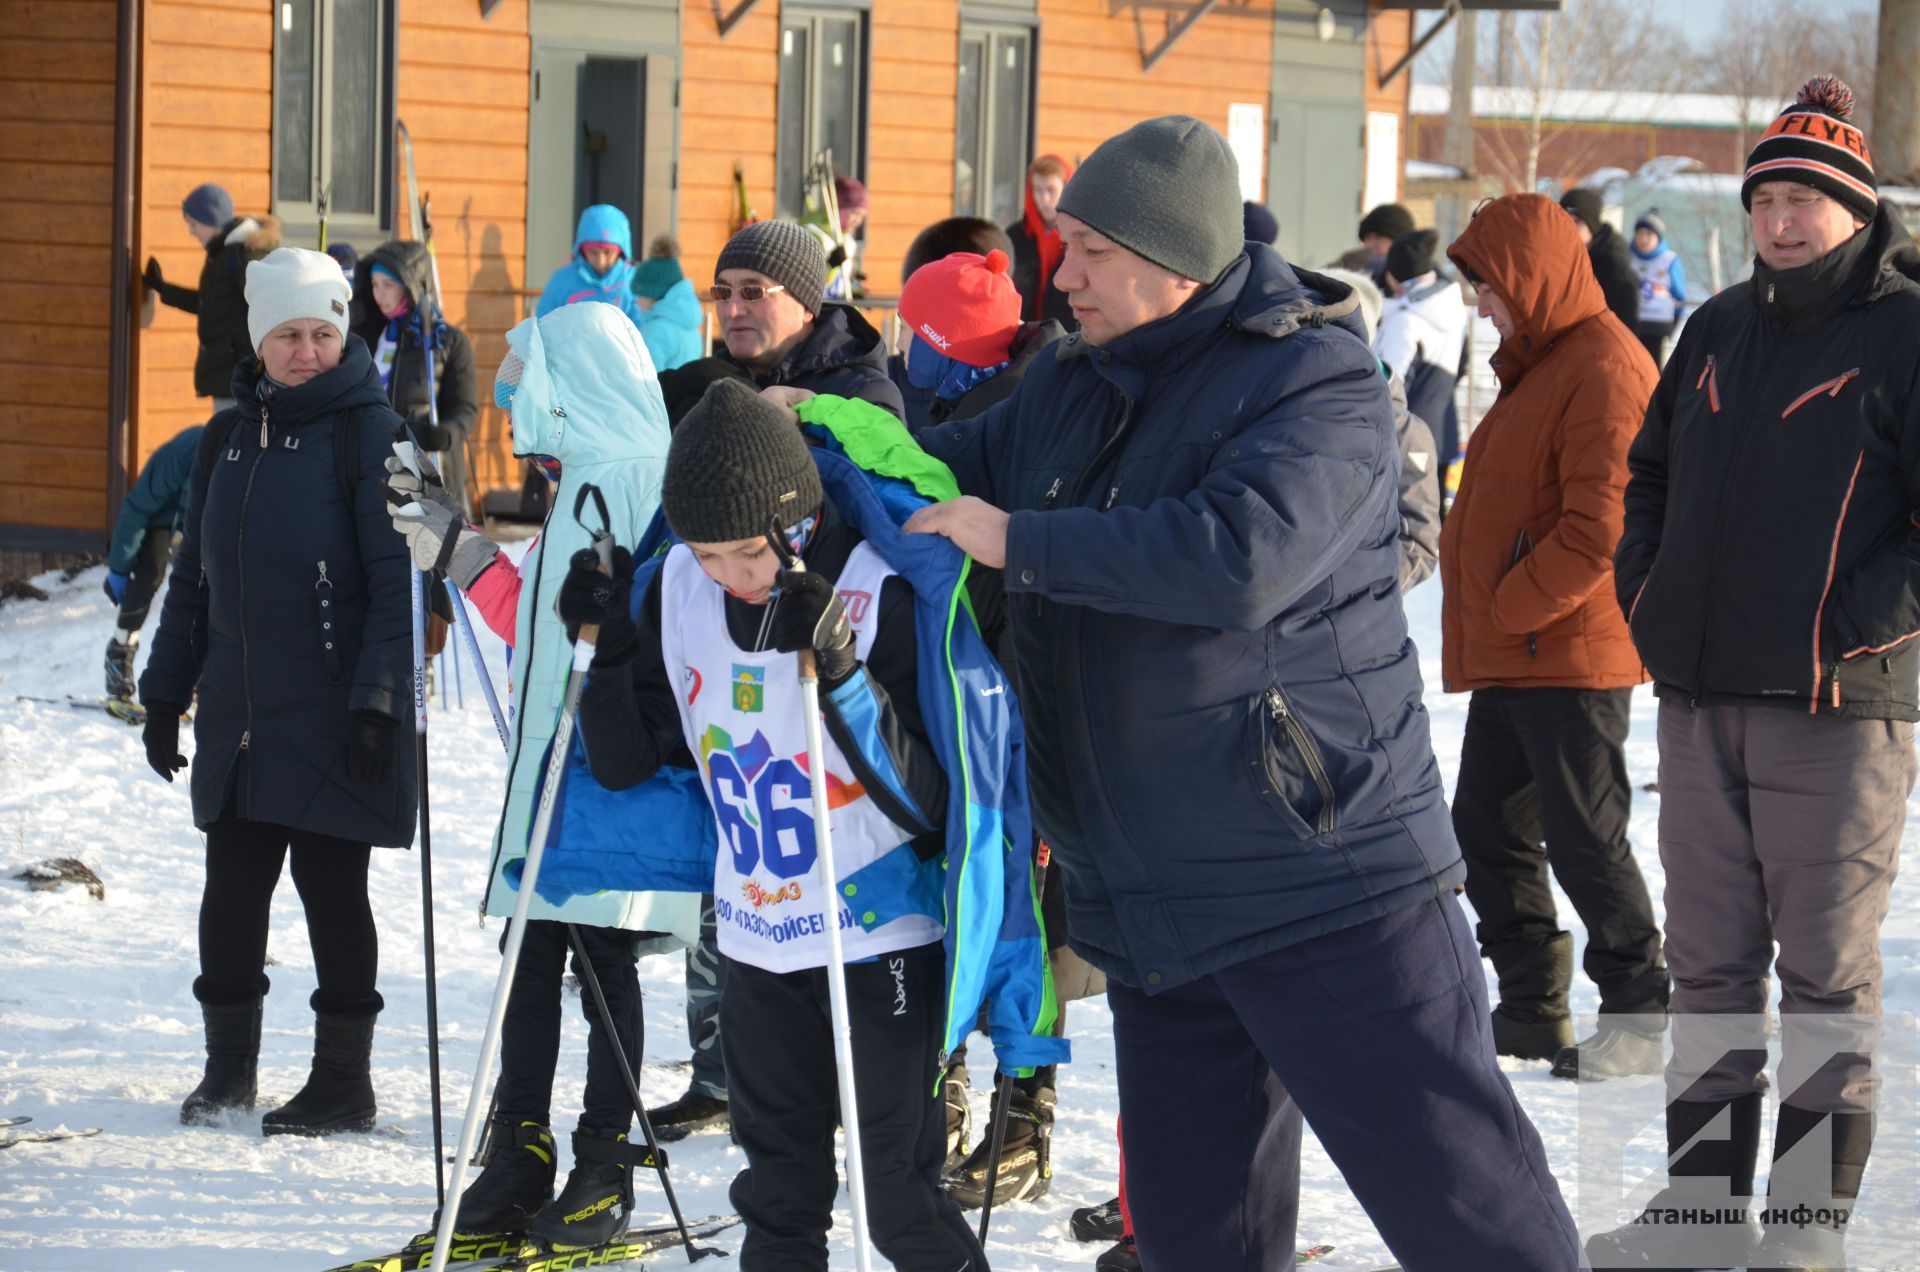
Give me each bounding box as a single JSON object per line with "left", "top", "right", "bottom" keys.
{"left": 144, "top": 182, "right": 280, "bottom": 406}
{"left": 1559, "top": 189, "right": 1643, "bottom": 336}
{"left": 1596, "top": 76, "right": 1919, "bottom": 1272}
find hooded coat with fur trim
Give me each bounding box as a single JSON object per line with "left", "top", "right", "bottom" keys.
{"left": 152, "top": 215, "right": 281, "bottom": 398}
{"left": 1440, "top": 194, "right": 1655, "bottom": 693}
{"left": 919, "top": 244, "right": 1463, "bottom": 992}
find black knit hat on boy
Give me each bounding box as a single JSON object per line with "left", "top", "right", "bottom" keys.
{"left": 662, "top": 379, "right": 823, "bottom": 544}
{"left": 715, "top": 220, "right": 828, "bottom": 317}
{"left": 1056, "top": 114, "right": 1244, "bottom": 284}
{"left": 1359, "top": 203, "right": 1416, "bottom": 243}
{"left": 1386, "top": 229, "right": 1439, "bottom": 284}
{"left": 1742, "top": 75, "right": 1878, "bottom": 224}
{"left": 1559, "top": 189, "right": 1605, "bottom": 238}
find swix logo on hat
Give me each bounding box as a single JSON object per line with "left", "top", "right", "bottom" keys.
{"left": 917, "top": 323, "right": 952, "bottom": 350}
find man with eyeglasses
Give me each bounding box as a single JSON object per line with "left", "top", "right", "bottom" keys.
{"left": 708, "top": 219, "right": 903, "bottom": 419}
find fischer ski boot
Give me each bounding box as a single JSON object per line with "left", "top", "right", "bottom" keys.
{"left": 262, "top": 1009, "right": 378, "bottom": 1136}
{"left": 1071, "top": 1197, "right": 1126, "bottom": 1243}
{"left": 104, "top": 633, "right": 138, "bottom": 701}
{"left": 944, "top": 1067, "right": 973, "bottom": 1170}
{"left": 180, "top": 997, "right": 261, "bottom": 1125}
{"left": 435, "top": 1116, "right": 556, "bottom": 1238}
{"left": 644, "top": 1089, "right": 729, "bottom": 1143}
{"left": 527, "top": 1127, "right": 640, "bottom": 1251}
{"left": 945, "top": 1085, "right": 1054, "bottom": 1209}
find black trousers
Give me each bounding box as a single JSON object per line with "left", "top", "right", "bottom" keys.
{"left": 721, "top": 944, "right": 988, "bottom": 1272}
{"left": 1635, "top": 318, "right": 1677, "bottom": 366}
{"left": 118, "top": 529, "right": 175, "bottom": 631}
{"left": 496, "top": 918, "right": 642, "bottom": 1133}
{"left": 1451, "top": 686, "right": 1668, "bottom": 1015}
{"left": 196, "top": 817, "right": 380, "bottom": 1015}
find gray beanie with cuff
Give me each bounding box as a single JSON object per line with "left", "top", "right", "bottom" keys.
{"left": 662, "top": 379, "right": 823, "bottom": 544}
{"left": 1057, "top": 115, "right": 1246, "bottom": 284}
{"left": 715, "top": 221, "right": 829, "bottom": 317}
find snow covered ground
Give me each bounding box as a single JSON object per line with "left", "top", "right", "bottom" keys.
{"left": 4, "top": 558, "right": 1919, "bottom": 1271}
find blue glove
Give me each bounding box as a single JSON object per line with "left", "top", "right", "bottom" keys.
{"left": 103, "top": 571, "right": 130, "bottom": 605}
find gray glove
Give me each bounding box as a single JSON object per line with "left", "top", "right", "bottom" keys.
{"left": 384, "top": 457, "right": 498, "bottom": 590}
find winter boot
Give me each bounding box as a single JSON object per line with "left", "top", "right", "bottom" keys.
{"left": 944, "top": 1067, "right": 973, "bottom": 1170}
{"left": 644, "top": 1089, "right": 728, "bottom": 1143}
{"left": 1488, "top": 931, "right": 1574, "bottom": 1060}
{"left": 1551, "top": 1013, "right": 1667, "bottom": 1081}
{"left": 262, "top": 1010, "right": 378, "bottom": 1136}
{"left": 1094, "top": 1235, "right": 1141, "bottom": 1271}
{"left": 945, "top": 1085, "right": 1054, "bottom": 1209}
{"left": 1071, "top": 1197, "right": 1126, "bottom": 1243}
{"left": 1583, "top": 1091, "right": 1763, "bottom": 1271}
{"left": 1748, "top": 1106, "right": 1872, "bottom": 1272}
{"left": 180, "top": 997, "right": 261, "bottom": 1125}
{"left": 434, "top": 1116, "right": 557, "bottom": 1238}
{"left": 528, "top": 1127, "right": 642, "bottom": 1252}
{"left": 104, "top": 633, "right": 138, "bottom": 701}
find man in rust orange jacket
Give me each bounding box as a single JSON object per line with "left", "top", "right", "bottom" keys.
{"left": 1440, "top": 193, "right": 1669, "bottom": 1080}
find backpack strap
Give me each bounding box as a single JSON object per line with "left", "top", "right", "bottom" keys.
{"left": 333, "top": 408, "right": 365, "bottom": 511}
{"left": 192, "top": 409, "right": 243, "bottom": 490}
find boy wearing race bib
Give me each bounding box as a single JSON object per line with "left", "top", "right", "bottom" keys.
{"left": 562, "top": 378, "right": 991, "bottom": 1272}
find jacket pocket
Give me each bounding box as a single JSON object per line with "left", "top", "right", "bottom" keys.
{"left": 315, "top": 559, "right": 345, "bottom": 687}
{"left": 1782, "top": 368, "right": 1861, "bottom": 420}
{"left": 1696, "top": 355, "right": 1722, "bottom": 414}
{"left": 1509, "top": 529, "right": 1538, "bottom": 659}
{"left": 1257, "top": 686, "right": 1337, "bottom": 836}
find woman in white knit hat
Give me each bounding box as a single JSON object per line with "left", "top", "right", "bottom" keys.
{"left": 139, "top": 246, "right": 418, "bottom": 1137}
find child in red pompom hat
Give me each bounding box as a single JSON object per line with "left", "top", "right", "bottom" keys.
{"left": 900, "top": 248, "right": 1049, "bottom": 423}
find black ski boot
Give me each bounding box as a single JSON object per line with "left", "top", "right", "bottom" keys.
{"left": 262, "top": 1010, "right": 378, "bottom": 1136}
{"left": 644, "top": 1089, "right": 728, "bottom": 1143}
{"left": 944, "top": 1067, "right": 972, "bottom": 1171}
{"left": 1583, "top": 1091, "right": 1762, "bottom": 1271}
{"left": 528, "top": 1127, "right": 639, "bottom": 1251}
{"left": 945, "top": 1085, "right": 1054, "bottom": 1209}
{"left": 105, "top": 633, "right": 138, "bottom": 701}
{"left": 1071, "top": 1197, "right": 1125, "bottom": 1243}
{"left": 1094, "top": 1235, "right": 1141, "bottom": 1271}
{"left": 435, "top": 1116, "right": 557, "bottom": 1238}
{"left": 180, "top": 997, "right": 261, "bottom": 1125}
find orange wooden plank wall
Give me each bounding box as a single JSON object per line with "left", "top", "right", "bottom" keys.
{"left": 394, "top": 0, "right": 529, "bottom": 498}
{"left": 1032, "top": 0, "right": 1273, "bottom": 172}
{"left": 0, "top": 0, "right": 120, "bottom": 532}
{"left": 135, "top": 0, "right": 272, "bottom": 476}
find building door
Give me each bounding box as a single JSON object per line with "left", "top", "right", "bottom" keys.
{"left": 1266, "top": 1, "right": 1368, "bottom": 269}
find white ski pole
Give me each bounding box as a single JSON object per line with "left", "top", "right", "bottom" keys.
{"left": 766, "top": 524, "right": 876, "bottom": 1272}
{"left": 425, "top": 523, "right": 615, "bottom": 1272}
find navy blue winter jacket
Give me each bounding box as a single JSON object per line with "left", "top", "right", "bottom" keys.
{"left": 140, "top": 339, "right": 418, "bottom": 847}
{"left": 724, "top": 302, "right": 905, "bottom": 420}
{"left": 919, "top": 244, "right": 1463, "bottom": 991}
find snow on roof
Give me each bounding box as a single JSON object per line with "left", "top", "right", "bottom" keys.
{"left": 1411, "top": 83, "right": 1782, "bottom": 129}
{"left": 1406, "top": 158, "right": 1466, "bottom": 181}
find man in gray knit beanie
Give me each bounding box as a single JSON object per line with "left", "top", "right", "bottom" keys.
{"left": 711, "top": 219, "right": 906, "bottom": 418}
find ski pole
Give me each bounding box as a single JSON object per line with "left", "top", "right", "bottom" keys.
{"left": 564, "top": 923, "right": 722, "bottom": 1262}
{"left": 410, "top": 562, "right": 448, "bottom": 1210}
{"left": 977, "top": 841, "right": 1049, "bottom": 1245}
{"left": 426, "top": 492, "right": 614, "bottom": 1272}
{"left": 763, "top": 522, "right": 877, "bottom": 1272}
{"left": 446, "top": 583, "right": 508, "bottom": 749}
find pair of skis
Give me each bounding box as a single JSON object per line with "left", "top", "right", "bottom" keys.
{"left": 13, "top": 695, "right": 171, "bottom": 726}
{"left": 320, "top": 1216, "right": 741, "bottom": 1272}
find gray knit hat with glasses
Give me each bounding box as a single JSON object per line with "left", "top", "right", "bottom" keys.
{"left": 714, "top": 220, "right": 828, "bottom": 316}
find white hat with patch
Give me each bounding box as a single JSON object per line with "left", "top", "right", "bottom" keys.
{"left": 244, "top": 246, "right": 353, "bottom": 353}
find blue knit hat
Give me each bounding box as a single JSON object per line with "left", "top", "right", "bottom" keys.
{"left": 182, "top": 184, "right": 232, "bottom": 229}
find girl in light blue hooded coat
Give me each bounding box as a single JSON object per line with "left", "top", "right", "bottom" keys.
{"left": 386, "top": 301, "right": 699, "bottom": 1242}
{"left": 536, "top": 204, "right": 647, "bottom": 329}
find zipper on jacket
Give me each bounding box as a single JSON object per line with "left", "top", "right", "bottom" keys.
{"left": 235, "top": 406, "right": 269, "bottom": 815}
{"left": 1103, "top": 484, "right": 1121, "bottom": 511}
{"left": 1042, "top": 477, "right": 1063, "bottom": 509}
{"left": 1810, "top": 450, "right": 1865, "bottom": 714}
{"left": 1069, "top": 394, "right": 1137, "bottom": 508}
{"left": 1265, "top": 687, "right": 1336, "bottom": 835}
{"left": 1781, "top": 368, "right": 1862, "bottom": 419}
{"left": 1695, "top": 355, "right": 1722, "bottom": 414}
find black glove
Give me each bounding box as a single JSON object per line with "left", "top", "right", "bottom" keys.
{"left": 413, "top": 421, "right": 453, "bottom": 452}
{"left": 556, "top": 544, "right": 636, "bottom": 644}
{"left": 143, "top": 708, "right": 188, "bottom": 782}
{"left": 771, "top": 567, "right": 857, "bottom": 688}
{"left": 143, "top": 256, "right": 164, "bottom": 292}
{"left": 344, "top": 713, "right": 399, "bottom": 787}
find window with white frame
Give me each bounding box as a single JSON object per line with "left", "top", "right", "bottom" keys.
{"left": 954, "top": 23, "right": 1033, "bottom": 228}
{"left": 273, "top": 0, "right": 393, "bottom": 234}
{"left": 776, "top": 8, "right": 865, "bottom": 218}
